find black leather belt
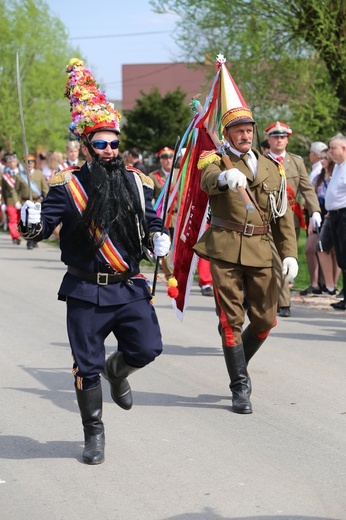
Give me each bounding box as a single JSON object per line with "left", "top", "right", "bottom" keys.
{"left": 211, "top": 216, "right": 269, "bottom": 236}
{"left": 67, "top": 266, "right": 139, "bottom": 285}
{"left": 329, "top": 208, "right": 346, "bottom": 214}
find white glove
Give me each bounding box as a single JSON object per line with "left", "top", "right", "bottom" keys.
{"left": 218, "top": 168, "right": 248, "bottom": 192}
{"left": 15, "top": 201, "right": 22, "bottom": 210}
{"left": 153, "top": 232, "right": 171, "bottom": 257}
{"left": 1, "top": 204, "right": 6, "bottom": 213}
{"left": 282, "top": 257, "right": 299, "bottom": 283}
{"left": 311, "top": 211, "right": 322, "bottom": 229}
{"left": 21, "top": 200, "right": 41, "bottom": 225}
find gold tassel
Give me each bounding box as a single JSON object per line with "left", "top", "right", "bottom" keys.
{"left": 278, "top": 164, "right": 286, "bottom": 178}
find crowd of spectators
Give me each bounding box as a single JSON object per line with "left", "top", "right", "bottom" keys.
{"left": 1, "top": 133, "right": 345, "bottom": 311}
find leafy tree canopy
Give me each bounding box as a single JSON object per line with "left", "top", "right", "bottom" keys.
{"left": 0, "top": 0, "right": 83, "bottom": 155}
{"left": 121, "top": 87, "right": 192, "bottom": 155}
{"left": 150, "top": 0, "right": 345, "bottom": 150}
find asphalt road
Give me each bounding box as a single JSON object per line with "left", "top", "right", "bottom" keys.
{"left": 1, "top": 231, "right": 345, "bottom": 520}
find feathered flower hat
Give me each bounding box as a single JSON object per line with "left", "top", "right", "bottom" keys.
{"left": 65, "top": 58, "right": 121, "bottom": 139}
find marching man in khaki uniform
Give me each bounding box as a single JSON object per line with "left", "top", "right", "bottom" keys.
{"left": 1, "top": 152, "right": 22, "bottom": 244}
{"left": 265, "top": 121, "right": 321, "bottom": 317}
{"left": 57, "top": 140, "right": 84, "bottom": 171}
{"left": 149, "top": 147, "right": 176, "bottom": 279}
{"left": 194, "top": 107, "right": 298, "bottom": 414}
{"left": 15, "top": 154, "right": 49, "bottom": 249}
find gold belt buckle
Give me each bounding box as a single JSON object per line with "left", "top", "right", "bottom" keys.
{"left": 243, "top": 223, "right": 255, "bottom": 236}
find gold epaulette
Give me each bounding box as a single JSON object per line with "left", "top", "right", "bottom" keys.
{"left": 49, "top": 167, "right": 79, "bottom": 187}
{"left": 127, "top": 166, "right": 154, "bottom": 189}
{"left": 197, "top": 149, "right": 221, "bottom": 170}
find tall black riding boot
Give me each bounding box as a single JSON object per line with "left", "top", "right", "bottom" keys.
{"left": 242, "top": 326, "right": 265, "bottom": 365}
{"left": 75, "top": 384, "right": 105, "bottom": 465}
{"left": 102, "top": 351, "right": 140, "bottom": 410}
{"left": 223, "top": 344, "right": 252, "bottom": 414}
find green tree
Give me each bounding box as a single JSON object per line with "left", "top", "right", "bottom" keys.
{"left": 121, "top": 87, "right": 192, "bottom": 154}
{"left": 150, "top": 0, "right": 345, "bottom": 149}
{"left": 0, "top": 0, "right": 82, "bottom": 155}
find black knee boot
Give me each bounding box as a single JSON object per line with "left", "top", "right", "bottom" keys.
{"left": 102, "top": 351, "right": 140, "bottom": 410}
{"left": 242, "top": 326, "right": 265, "bottom": 365}
{"left": 223, "top": 344, "right": 252, "bottom": 414}
{"left": 75, "top": 384, "right": 105, "bottom": 465}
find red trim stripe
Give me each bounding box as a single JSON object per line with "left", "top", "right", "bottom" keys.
{"left": 213, "top": 284, "right": 236, "bottom": 346}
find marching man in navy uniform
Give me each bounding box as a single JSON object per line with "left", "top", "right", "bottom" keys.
{"left": 18, "top": 58, "right": 170, "bottom": 465}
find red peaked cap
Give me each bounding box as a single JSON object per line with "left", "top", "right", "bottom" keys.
{"left": 157, "top": 147, "right": 174, "bottom": 157}
{"left": 264, "top": 121, "right": 292, "bottom": 137}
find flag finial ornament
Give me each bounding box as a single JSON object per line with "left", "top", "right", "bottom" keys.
{"left": 216, "top": 54, "right": 226, "bottom": 65}
{"left": 166, "top": 53, "right": 260, "bottom": 318}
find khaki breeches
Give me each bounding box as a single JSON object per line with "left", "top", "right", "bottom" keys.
{"left": 210, "top": 258, "right": 278, "bottom": 346}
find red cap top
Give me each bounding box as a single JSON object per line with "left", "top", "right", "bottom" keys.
{"left": 264, "top": 121, "right": 292, "bottom": 137}
{"left": 157, "top": 147, "right": 174, "bottom": 158}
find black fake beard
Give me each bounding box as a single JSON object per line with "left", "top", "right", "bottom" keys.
{"left": 75, "top": 156, "right": 146, "bottom": 264}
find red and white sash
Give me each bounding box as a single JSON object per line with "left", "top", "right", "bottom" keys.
{"left": 67, "top": 175, "right": 129, "bottom": 272}
{"left": 2, "top": 172, "right": 16, "bottom": 189}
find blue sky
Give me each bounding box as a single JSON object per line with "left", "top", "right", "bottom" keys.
{"left": 45, "top": 0, "right": 181, "bottom": 100}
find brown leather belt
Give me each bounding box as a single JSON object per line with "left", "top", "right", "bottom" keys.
{"left": 67, "top": 266, "right": 139, "bottom": 285}
{"left": 210, "top": 216, "right": 269, "bottom": 236}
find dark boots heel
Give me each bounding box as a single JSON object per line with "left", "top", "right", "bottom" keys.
{"left": 75, "top": 384, "right": 105, "bottom": 465}
{"left": 242, "top": 326, "right": 265, "bottom": 365}
{"left": 102, "top": 351, "right": 140, "bottom": 410}
{"left": 223, "top": 344, "right": 252, "bottom": 414}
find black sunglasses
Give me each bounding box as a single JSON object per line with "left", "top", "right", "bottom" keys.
{"left": 91, "top": 139, "right": 120, "bottom": 150}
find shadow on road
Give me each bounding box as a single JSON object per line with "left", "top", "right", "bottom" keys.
{"left": 0, "top": 435, "right": 83, "bottom": 462}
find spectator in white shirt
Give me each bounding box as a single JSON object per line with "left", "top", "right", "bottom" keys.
{"left": 325, "top": 134, "right": 346, "bottom": 310}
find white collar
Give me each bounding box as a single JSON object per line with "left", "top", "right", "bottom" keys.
{"left": 270, "top": 151, "right": 286, "bottom": 159}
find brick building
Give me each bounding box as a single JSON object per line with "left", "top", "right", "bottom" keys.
{"left": 122, "top": 62, "right": 209, "bottom": 111}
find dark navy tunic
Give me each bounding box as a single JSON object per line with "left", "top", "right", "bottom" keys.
{"left": 19, "top": 163, "right": 167, "bottom": 388}
{"left": 27, "top": 163, "right": 164, "bottom": 305}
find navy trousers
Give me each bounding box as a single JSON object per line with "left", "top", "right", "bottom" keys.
{"left": 66, "top": 296, "right": 163, "bottom": 390}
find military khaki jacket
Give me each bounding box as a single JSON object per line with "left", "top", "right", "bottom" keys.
{"left": 15, "top": 169, "right": 49, "bottom": 204}
{"left": 193, "top": 149, "right": 297, "bottom": 267}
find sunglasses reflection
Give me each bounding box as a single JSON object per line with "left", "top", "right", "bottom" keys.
{"left": 91, "top": 139, "right": 120, "bottom": 150}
